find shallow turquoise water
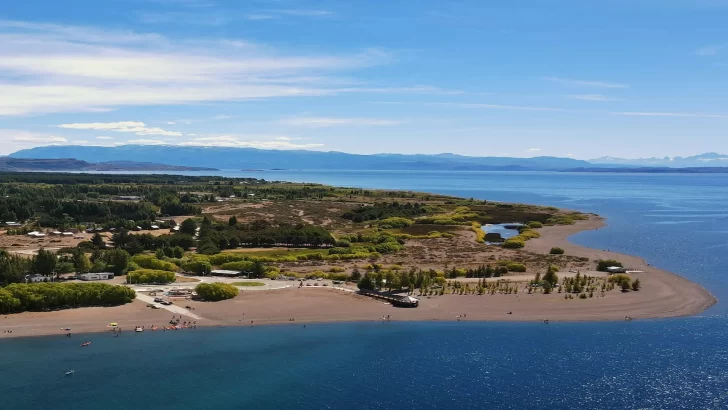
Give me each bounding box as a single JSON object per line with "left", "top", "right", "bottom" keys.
{"left": 2, "top": 170, "right": 727, "bottom": 409}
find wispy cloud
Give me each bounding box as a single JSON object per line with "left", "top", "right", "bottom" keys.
{"left": 178, "top": 135, "right": 323, "bottom": 149}
{"left": 246, "top": 9, "right": 334, "bottom": 20}
{"left": 279, "top": 117, "right": 404, "bottom": 128}
{"left": 612, "top": 111, "right": 728, "bottom": 119}
{"left": 0, "top": 21, "right": 409, "bottom": 116}
{"left": 528, "top": 148, "right": 541, "bottom": 152}
{"left": 568, "top": 94, "right": 620, "bottom": 102}
{"left": 58, "top": 121, "right": 182, "bottom": 136}
{"left": 430, "top": 102, "right": 564, "bottom": 112}
{"left": 96, "top": 136, "right": 114, "bottom": 140}
{"left": 13, "top": 135, "right": 68, "bottom": 143}
{"left": 128, "top": 139, "right": 166, "bottom": 145}
{"left": 544, "top": 76, "right": 628, "bottom": 88}
{"left": 695, "top": 44, "right": 723, "bottom": 56}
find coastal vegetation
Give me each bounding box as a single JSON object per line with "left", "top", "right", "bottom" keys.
{"left": 126, "top": 269, "right": 176, "bottom": 284}
{"left": 195, "top": 282, "right": 239, "bottom": 301}
{"left": 0, "top": 282, "right": 135, "bottom": 314}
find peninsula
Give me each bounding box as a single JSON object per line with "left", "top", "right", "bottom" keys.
{"left": 0, "top": 172, "right": 716, "bottom": 338}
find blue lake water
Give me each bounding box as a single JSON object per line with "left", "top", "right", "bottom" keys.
{"left": 2, "top": 170, "right": 727, "bottom": 409}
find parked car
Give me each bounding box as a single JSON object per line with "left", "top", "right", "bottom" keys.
{"left": 154, "top": 297, "right": 163, "bottom": 303}
{"left": 160, "top": 300, "right": 173, "bottom": 306}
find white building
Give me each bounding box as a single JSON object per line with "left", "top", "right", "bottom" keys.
{"left": 77, "top": 272, "right": 115, "bottom": 281}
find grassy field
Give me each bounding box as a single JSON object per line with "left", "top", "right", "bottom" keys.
{"left": 231, "top": 281, "right": 266, "bottom": 287}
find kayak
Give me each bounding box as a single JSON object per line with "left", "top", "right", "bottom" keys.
{"left": 80, "top": 342, "right": 91, "bottom": 347}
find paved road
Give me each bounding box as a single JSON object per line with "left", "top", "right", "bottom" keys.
{"left": 134, "top": 293, "right": 203, "bottom": 320}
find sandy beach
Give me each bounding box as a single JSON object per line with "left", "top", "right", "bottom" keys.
{"left": 0, "top": 216, "right": 717, "bottom": 339}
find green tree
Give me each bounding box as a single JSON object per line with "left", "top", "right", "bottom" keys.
{"left": 91, "top": 233, "right": 106, "bottom": 249}
{"left": 357, "top": 274, "right": 375, "bottom": 290}
{"left": 543, "top": 266, "right": 559, "bottom": 286}
{"left": 195, "top": 282, "right": 238, "bottom": 301}
{"left": 228, "top": 215, "right": 238, "bottom": 226}
{"left": 631, "top": 278, "right": 641, "bottom": 291}
{"left": 180, "top": 218, "right": 197, "bottom": 236}
{"left": 350, "top": 268, "right": 362, "bottom": 281}
{"left": 72, "top": 249, "right": 92, "bottom": 274}
{"left": 621, "top": 280, "right": 631, "bottom": 292}
{"left": 251, "top": 260, "right": 266, "bottom": 279}
{"left": 32, "top": 248, "right": 57, "bottom": 278}
{"left": 103, "top": 249, "right": 131, "bottom": 275}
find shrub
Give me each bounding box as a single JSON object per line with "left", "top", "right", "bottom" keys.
{"left": 471, "top": 222, "right": 485, "bottom": 243}
{"left": 195, "top": 282, "right": 238, "bottom": 301}
{"left": 597, "top": 260, "right": 623, "bottom": 272}
{"left": 182, "top": 260, "right": 212, "bottom": 275}
{"left": 502, "top": 238, "right": 525, "bottom": 249}
{"left": 208, "top": 253, "right": 246, "bottom": 265}
{"left": 631, "top": 278, "right": 641, "bottom": 291}
{"left": 526, "top": 221, "right": 543, "bottom": 229}
{"left": 220, "top": 261, "right": 255, "bottom": 272}
{"left": 608, "top": 274, "right": 632, "bottom": 286}
{"left": 517, "top": 229, "right": 541, "bottom": 240}
{"left": 0, "top": 283, "right": 135, "bottom": 314}
{"left": 550, "top": 247, "right": 565, "bottom": 255}
{"left": 131, "top": 255, "right": 178, "bottom": 272}
{"left": 506, "top": 263, "right": 527, "bottom": 272}
{"left": 126, "top": 269, "right": 176, "bottom": 284}
{"left": 377, "top": 217, "right": 414, "bottom": 229}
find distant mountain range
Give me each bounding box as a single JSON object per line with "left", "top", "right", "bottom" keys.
{"left": 10, "top": 145, "right": 593, "bottom": 171}
{"left": 589, "top": 152, "right": 728, "bottom": 167}
{"left": 7, "top": 145, "right": 728, "bottom": 172}
{"left": 0, "top": 157, "right": 217, "bottom": 172}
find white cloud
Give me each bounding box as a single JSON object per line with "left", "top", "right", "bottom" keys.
{"left": 544, "top": 76, "right": 628, "bottom": 88}
{"left": 429, "top": 102, "right": 564, "bottom": 112}
{"left": 275, "top": 9, "right": 334, "bottom": 17}
{"left": 179, "top": 135, "right": 322, "bottom": 149}
{"left": 58, "top": 121, "right": 182, "bottom": 136}
{"left": 695, "top": 44, "right": 723, "bottom": 56}
{"left": 528, "top": 148, "right": 541, "bottom": 152}
{"left": 13, "top": 135, "right": 68, "bottom": 143}
{"left": 128, "top": 139, "right": 166, "bottom": 145}
{"left": 246, "top": 14, "right": 277, "bottom": 21}
{"left": 279, "top": 117, "right": 404, "bottom": 127}
{"left": 568, "top": 94, "right": 619, "bottom": 102}
{"left": 96, "top": 136, "right": 114, "bottom": 140}
{"left": 167, "top": 121, "right": 176, "bottom": 125}
{"left": 0, "top": 21, "right": 412, "bottom": 116}
{"left": 612, "top": 111, "right": 728, "bottom": 119}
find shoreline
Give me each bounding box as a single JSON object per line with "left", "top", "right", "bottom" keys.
{"left": 0, "top": 215, "right": 717, "bottom": 340}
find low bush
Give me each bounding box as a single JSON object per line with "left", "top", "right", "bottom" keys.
{"left": 506, "top": 263, "right": 527, "bottom": 272}
{"left": 182, "top": 260, "right": 212, "bottom": 275}
{"left": 131, "top": 255, "right": 178, "bottom": 272}
{"left": 377, "top": 217, "right": 414, "bottom": 229}
{"left": 550, "top": 247, "right": 565, "bottom": 255}
{"left": 502, "top": 238, "right": 525, "bottom": 249}
{"left": 0, "top": 283, "right": 135, "bottom": 314}
{"left": 195, "top": 282, "right": 238, "bottom": 301}
{"left": 471, "top": 222, "right": 485, "bottom": 243}
{"left": 126, "top": 269, "right": 176, "bottom": 284}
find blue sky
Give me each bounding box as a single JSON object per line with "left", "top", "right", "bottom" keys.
{"left": 1, "top": 0, "right": 726, "bottom": 159}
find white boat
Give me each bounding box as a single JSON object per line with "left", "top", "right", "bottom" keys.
{"left": 65, "top": 370, "right": 74, "bottom": 376}
{"left": 134, "top": 326, "right": 143, "bottom": 332}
